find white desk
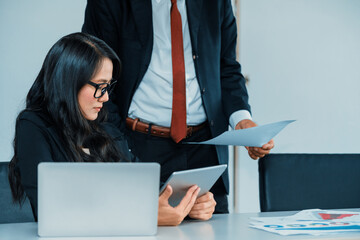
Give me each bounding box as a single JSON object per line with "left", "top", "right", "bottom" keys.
{"left": 1, "top": 212, "right": 360, "bottom": 240}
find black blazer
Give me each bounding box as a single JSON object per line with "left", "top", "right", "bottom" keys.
{"left": 14, "top": 110, "right": 134, "bottom": 219}
{"left": 82, "top": 0, "right": 251, "bottom": 192}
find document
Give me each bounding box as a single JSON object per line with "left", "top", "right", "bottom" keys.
{"left": 249, "top": 209, "right": 360, "bottom": 236}
{"left": 187, "top": 120, "right": 295, "bottom": 147}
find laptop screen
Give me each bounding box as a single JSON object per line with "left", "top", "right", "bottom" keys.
{"left": 38, "top": 162, "right": 160, "bottom": 237}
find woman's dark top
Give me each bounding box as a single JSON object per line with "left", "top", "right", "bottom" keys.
{"left": 14, "top": 110, "right": 135, "bottom": 219}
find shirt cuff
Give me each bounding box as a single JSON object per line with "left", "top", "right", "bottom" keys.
{"left": 229, "top": 110, "right": 252, "bottom": 129}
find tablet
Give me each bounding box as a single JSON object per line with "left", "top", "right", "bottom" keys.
{"left": 159, "top": 164, "right": 227, "bottom": 207}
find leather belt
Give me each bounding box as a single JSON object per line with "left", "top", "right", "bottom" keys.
{"left": 126, "top": 117, "right": 207, "bottom": 138}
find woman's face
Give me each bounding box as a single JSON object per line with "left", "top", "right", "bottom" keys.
{"left": 78, "top": 58, "right": 113, "bottom": 121}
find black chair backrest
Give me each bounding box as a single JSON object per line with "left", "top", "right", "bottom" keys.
{"left": 259, "top": 154, "right": 360, "bottom": 212}
{"left": 0, "top": 161, "right": 34, "bottom": 223}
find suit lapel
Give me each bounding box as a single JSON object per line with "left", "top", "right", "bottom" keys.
{"left": 185, "top": 0, "right": 203, "bottom": 52}
{"left": 129, "top": 0, "right": 153, "bottom": 47}
{"left": 129, "top": 0, "right": 154, "bottom": 91}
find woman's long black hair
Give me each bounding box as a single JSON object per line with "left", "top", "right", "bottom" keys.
{"left": 9, "top": 32, "right": 126, "bottom": 204}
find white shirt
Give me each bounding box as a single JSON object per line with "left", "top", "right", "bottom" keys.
{"left": 128, "top": 0, "right": 251, "bottom": 129}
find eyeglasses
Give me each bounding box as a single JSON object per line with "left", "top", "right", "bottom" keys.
{"left": 87, "top": 79, "right": 117, "bottom": 98}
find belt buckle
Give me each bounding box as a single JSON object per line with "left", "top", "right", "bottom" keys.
{"left": 187, "top": 126, "right": 193, "bottom": 138}
{"left": 131, "top": 118, "right": 139, "bottom": 131}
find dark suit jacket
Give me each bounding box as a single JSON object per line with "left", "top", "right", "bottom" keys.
{"left": 82, "top": 0, "right": 251, "bottom": 193}
{"left": 14, "top": 110, "right": 133, "bottom": 220}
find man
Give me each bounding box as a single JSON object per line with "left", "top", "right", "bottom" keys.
{"left": 82, "top": 0, "right": 274, "bottom": 215}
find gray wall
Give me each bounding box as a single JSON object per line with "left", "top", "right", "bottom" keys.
{"left": 235, "top": 0, "right": 360, "bottom": 212}
{"left": 0, "top": 0, "right": 87, "bottom": 161}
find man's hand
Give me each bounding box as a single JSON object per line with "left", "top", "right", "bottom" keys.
{"left": 235, "top": 119, "right": 274, "bottom": 160}
{"left": 188, "top": 192, "right": 216, "bottom": 220}
{"left": 157, "top": 185, "right": 200, "bottom": 226}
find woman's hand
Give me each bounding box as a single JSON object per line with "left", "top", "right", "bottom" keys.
{"left": 188, "top": 192, "right": 216, "bottom": 220}
{"left": 157, "top": 185, "right": 200, "bottom": 226}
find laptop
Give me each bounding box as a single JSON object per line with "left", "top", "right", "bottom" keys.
{"left": 37, "top": 162, "right": 160, "bottom": 237}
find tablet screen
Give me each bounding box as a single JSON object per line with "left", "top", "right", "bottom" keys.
{"left": 159, "top": 164, "right": 227, "bottom": 207}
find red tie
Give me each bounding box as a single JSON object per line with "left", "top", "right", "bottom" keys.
{"left": 170, "top": 0, "right": 187, "bottom": 143}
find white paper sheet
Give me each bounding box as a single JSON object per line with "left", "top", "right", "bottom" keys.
{"left": 186, "top": 120, "right": 295, "bottom": 147}
{"left": 250, "top": 209, "right": 360, "bottom": 236}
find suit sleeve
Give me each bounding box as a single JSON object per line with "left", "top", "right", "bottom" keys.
{"left": 82, "top": 0, "right": 123, "bottom": 128}
{"left": 82, "top": 0, "right": 120, "bottom": 53}
{"left": 220, "top": 0, "right": 251, "bottom": 119}
{"left": 16, "top": 119, "right": 54, "bottom": 219}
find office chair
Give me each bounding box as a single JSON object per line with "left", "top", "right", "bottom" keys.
{"left": 258, "top": 154, "right": 360, "bottom": 212}
{"left": 0, "top": 161, "right": 34, "bottom": 223}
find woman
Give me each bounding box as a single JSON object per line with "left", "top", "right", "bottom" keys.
{"left": 8, "top": 32, "right": 204, "bottom": 226}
